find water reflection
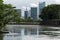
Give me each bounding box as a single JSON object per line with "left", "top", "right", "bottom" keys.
{"left": 3, "top": 33, "right": 21, "bottom": 40}
{"left": 40, "top": 27, "right": 60, "bottom": 37}
{"left": 3, "top": 25, "right": 60, "bottom": 40}
{"left": 0, "top": 34, "right": 3, "bottom": 40}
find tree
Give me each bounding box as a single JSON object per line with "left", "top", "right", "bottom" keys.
{"left": 0, "top": 0, "right": 20, "bottom": 31}
{"left": 26, "top": 17, "right": 33, "bottom": 22}
{"left": 39, "top": 4, "right": 60, "bottom": 20}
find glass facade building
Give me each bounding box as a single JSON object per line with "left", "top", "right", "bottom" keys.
{"left": 24, "top": 10, "right": 28, "bottom": 19}
{"left": 39, "top": 2, "right": 45, "bottom": 14}
{"left": 31, "top": 7, "right": 37, "bottom": 20}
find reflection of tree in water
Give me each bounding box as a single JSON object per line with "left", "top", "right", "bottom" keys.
{"left": 40, "top": 27, "right": 60, "bottom": 37}
{"left": 0, "top": 34, "right": 3, "bottom": 40}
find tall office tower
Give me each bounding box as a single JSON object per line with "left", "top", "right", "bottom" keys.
{"left": 16, "top": 9, "right": 21, "bottom": 17}
{"left": 38, "top": 2, "right": 45, "bottom": 20}
{"left": 31, "top": 7, "right": 37, "bottom": 20}
{"left": 39, "top": 2, "right": 45, "bottom": 14}
{"left": 28, "top": 10, "right": 31, "bottom": 17}
{"left": 24, "top": 10, "right": 28, "bottom": 19}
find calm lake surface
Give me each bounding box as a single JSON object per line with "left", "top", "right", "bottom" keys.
{"left": 3, "top": 25, "right": 60, "bottom": 40}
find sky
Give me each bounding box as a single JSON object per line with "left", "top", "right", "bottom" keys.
{"left": 3, "top": 0, "right": 60, "bottom": 9}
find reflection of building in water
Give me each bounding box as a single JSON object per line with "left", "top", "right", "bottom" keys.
{"left": 4, "top": 25, "right": 42, "bottom": 40}
{"left": 4, "top": 24, "right": 60, "bottom": 40}
{"left": 6, "top": 25, "right": 41, "bottom": 35}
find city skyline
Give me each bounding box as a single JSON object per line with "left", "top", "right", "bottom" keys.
{"left": 3, "top": 0, "right": 60, "bottom": 20}
{"left": 23, "top": 2, "right": 45, "bottom": 20}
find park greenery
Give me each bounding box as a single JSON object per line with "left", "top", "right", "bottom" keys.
{"left": 0, "top": 0, "right": 21, "bottom": 40}
{"left": 39, "top": 4, "right": 60, "bottom": 20}
{"left": 0, "top": 0, "right": 20, "bottom": 31}
{"left": 39, "top": 4, "right": 60, "bottom": 26}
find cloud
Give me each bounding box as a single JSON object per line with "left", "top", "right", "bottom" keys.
{"left": 3, "top": 0, "right": 60, "bottom": 9}
{"left": 22, "top": 6, "right": 26, "bottom": 10}
{"left": 56, "top": 0, "right": 59, "bottom": 2}
{"left": 22, "top": 6, "right": 30, "bottom": 11}
{"left": 45, "top": 0, "right": 60, "bottom": 5}
{"left": 55, "top": 0, "right": 60, "bottom": 4}
{"left": 30, "top": 3, "right": 38, "bottom": 7}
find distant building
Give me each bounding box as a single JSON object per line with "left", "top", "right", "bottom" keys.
{"left": 24, "top": 10, "right": 28, "bottom": 19}
{"left": 16, "top": 9, "right": 21, "bottom": 16}
{"left": 28, "top": 10, "right": 31, "bottom": 17}
{"left": 38, "top": 2, "right": 45, "bottom": 20}
{"left": 31, "top": 7, "right": 37, "bottom": 20}
{"left": 39, "top": 2, "right": 45, "bottom": 14}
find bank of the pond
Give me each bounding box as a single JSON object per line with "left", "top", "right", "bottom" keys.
{"left": 40, "top": 20, "right": 60, "bottom": 27}
{"left": 0, "top": 31, "right": 9, "bottom": 34}
{"left": 8, "top": 22, "right": 40, "bottom": 25}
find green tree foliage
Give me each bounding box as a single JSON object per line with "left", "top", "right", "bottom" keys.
{"left": 26, "top": 17, "right": 33, "bottom": 22}
{"left": 0, "top": 0, "right": 20, "bottom": 31}
{"left": 39, "top": 4, "right": 60, "bottom": 20}
{"left": 0, "top": 0, "right": 3, "bottom": 5}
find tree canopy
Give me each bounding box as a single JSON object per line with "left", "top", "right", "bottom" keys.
{"left": 39, "top": 4, "right": 60, "bottom": 20}
{"left": 0, "top": 0, "right": 20, "bottom": 31}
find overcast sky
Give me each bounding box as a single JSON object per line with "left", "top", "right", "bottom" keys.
{"left": 3, "top": 0, "right": 60, "bottom": 9}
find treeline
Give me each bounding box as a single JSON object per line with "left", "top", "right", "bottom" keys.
{"left": 39, "top": 4, "right": 60, "bottom": 26}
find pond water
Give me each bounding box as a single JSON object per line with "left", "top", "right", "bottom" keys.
{"left": 2, "top": 25, "right": 60, "bottom": 40}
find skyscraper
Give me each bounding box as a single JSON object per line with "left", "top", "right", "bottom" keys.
{"left": 24, "top": 10, "right": 28, "bottom": 19}
{"left": 37, "top": 2, "right": 45, "bottom": 20}
{"left": 31, "top": 7, "right": 37, "bottom": 20}
{"left": 39, "top": 2, "right": 45, "bottom": 14}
